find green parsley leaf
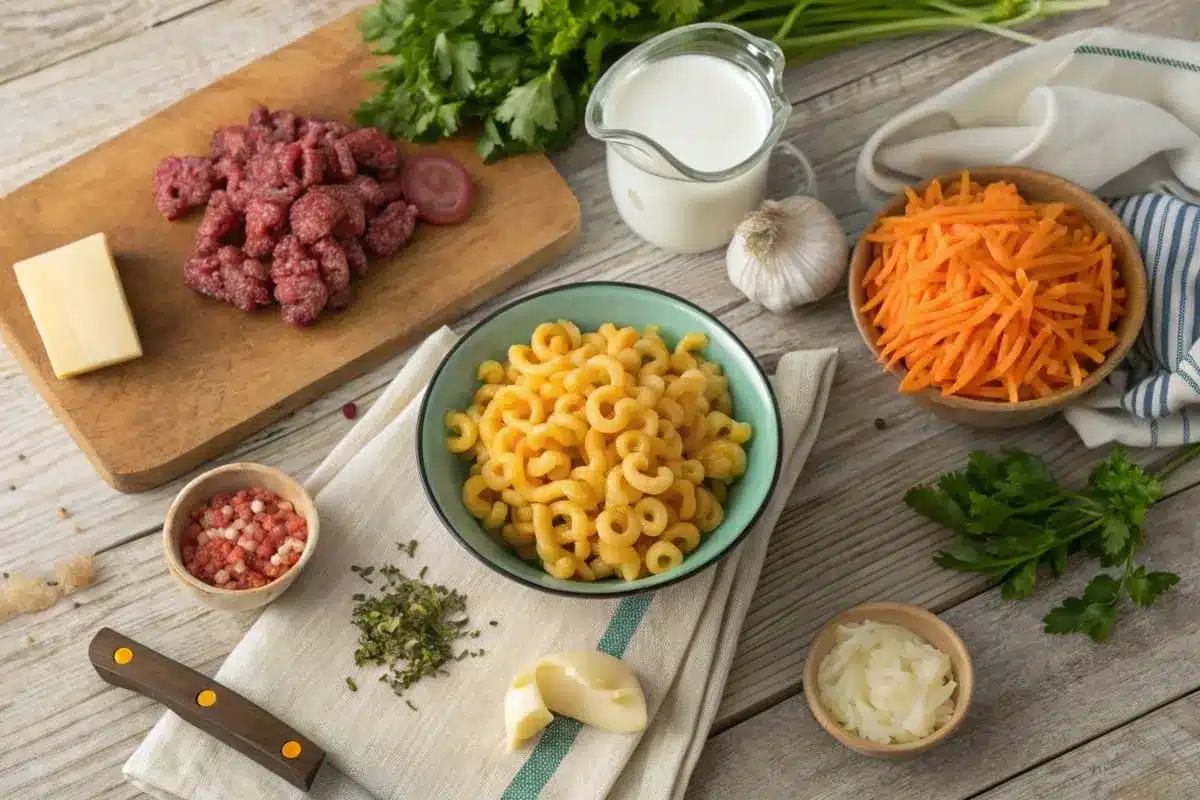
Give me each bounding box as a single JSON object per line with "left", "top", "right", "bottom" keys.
{"left": 1126, "top": 566, "right": 1180, "bottom": 607}
{"left": 1099, "top": 515, "right": 1133, "bottom": 558}
{"left": 653, "top": 0, "right": 703, "bottom": 24}
{"left": 433, "top": 33, "right": 481, "bottom": 94}
{"left": 1001, "top": 560, "right": 1038, "bottom": 601}
{"left": 904, "top": 485, "right": 968, "bottom": 535}
{"left": 1087, "top": 446, "right": 1162, "bottom": 528}
{"left": 1082, "top": 573, "right": 1122, "bottom": 605}
{"left": 496, "top": 73, "right": 558, "bottom": 145}
{"left": 967, "top": 491, "right": 1016, "bottom": 534}
{"left": 937, "top": 470, "right": 973, "bottom": 514}
{"left": 1043, "top": 594, "right": 1115, "bottom": 642}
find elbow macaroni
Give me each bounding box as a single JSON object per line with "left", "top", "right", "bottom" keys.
{"left": 445, "top": 320, "right": 752, "bottom": 582}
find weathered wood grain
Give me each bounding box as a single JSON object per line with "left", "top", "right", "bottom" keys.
{"left": 977, "top": 688, "right": 1200, "bottom": 800}
{"left": 689, "top": 482, "right": 1200, "bottom": 799}
{"left": 0, "top": 0, "right": 368, "bottom": 194}
{"left": 0, "top": 535, "right": 257, "bottom": 800}
{"left": 0, "top": 0, "right": 220, "bottom": 85}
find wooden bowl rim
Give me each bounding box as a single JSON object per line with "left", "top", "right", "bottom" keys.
{"left": 848, "top": 166, "right": 1147, "bottom": 412}
{"left": 802, "top": 602, "right": 974, "bottom": 756}
{"left": 161, "top": 462, "right": 319, "bottom": 596}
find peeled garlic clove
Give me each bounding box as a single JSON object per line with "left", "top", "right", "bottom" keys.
{"left": 726, "top": 195, "right": 849, "bottom": 312}
{"left": 505, "top": 666, "right": 555, "bottom": 750}
{"left": 504, "top": 651, "right": 648, "bottom": 750}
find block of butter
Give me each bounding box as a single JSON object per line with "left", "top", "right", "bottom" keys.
{"left": 13, "top": 233, "right": 143, "bottom": 379}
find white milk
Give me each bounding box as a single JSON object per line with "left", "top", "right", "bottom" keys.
{"left": 604, "top": 53, "right": 774, "bottom": 254}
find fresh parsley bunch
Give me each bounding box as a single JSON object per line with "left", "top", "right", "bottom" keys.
{"left": 354, "top": 0, "right": 1109, "bottom": 161}
{"left": 905, "top": 447, "right": 1191, "bottom": 642}
{"left": 355, "top": 0, "right": 668, "bottom": 161}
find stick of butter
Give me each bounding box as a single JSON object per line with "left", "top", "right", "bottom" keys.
{"left": 13, "top": 233, "right": 143, "bottom": 379}
{"left": 505, "top": 651, "right": 648, "bottom": 750}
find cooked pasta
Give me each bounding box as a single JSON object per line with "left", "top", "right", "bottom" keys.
{"left": 445, "top": 320, "right": 752, "bottom": 582}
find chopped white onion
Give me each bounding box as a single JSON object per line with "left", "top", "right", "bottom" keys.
{"left": 816, "top": 620, "right": 956, "bottom": 744}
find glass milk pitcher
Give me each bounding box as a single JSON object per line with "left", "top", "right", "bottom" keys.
{"left": 585, "top": 23, "right": 815, "bottom": 255}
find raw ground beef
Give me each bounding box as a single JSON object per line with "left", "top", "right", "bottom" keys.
{"left": 155, "top": 104, "right": 466, "bottom": 326}
{"left": 183, "top": 245, "right": 272, "bottom": 312}
{"left": 365, "top": 201, "right": 420, "bottom": 258}
{"left": 154, "top": 156, "right": 215, "bottom": 220}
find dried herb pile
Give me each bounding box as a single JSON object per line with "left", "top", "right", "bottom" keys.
{"left": 346, "top": 542, "right": 487, "bottom": 703}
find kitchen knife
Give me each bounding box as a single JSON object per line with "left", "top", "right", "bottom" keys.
{"left": 88, "top": 627, "right": 326, "bottom": 791}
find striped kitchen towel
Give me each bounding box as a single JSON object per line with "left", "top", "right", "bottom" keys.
{"left": 1063, "top": 194, "right": 1200, "bottom": 447}
{"left": 124, "top": 326, "right": 839, "bottom": 800}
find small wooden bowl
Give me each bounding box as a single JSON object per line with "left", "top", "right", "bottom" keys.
{"left": 803, "top": 602, "right": 973, "bottom": 758}
{"left": 162, "top": 462, "right": 319, "bottom": 612}
{"left": 848, "top": 166, "right": 1147, "bottom": 429}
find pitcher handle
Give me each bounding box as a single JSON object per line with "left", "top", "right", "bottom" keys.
{"left": 772, "top": 140, "right": 818, "bottom": 200}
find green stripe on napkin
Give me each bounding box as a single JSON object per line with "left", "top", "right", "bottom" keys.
{"left": 1074, "top": 44, "right": 1200, "bottom": 74}
{"left": 501, "top": 594, "right": 653, "bottom": 800}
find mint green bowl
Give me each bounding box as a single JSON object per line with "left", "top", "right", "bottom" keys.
{"left": 417, "top": 282, "right": 782, "bottom": 597}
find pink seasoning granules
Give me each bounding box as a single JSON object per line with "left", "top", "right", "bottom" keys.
{"left": 181, "top": 487, "right": 308, "bottom": 590}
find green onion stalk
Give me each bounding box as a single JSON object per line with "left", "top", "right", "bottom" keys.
{"left": 713, "top": 0, "right": 1111, "bottom": 56}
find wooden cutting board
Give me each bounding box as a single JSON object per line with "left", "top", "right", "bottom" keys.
{"left": 0, "top": 11, "right": 580, "bottom": 493}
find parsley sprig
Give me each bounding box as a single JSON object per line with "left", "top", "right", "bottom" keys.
{"left": 906, "top": 445, "right": 1199, "bottom": 642}
{"left": 354, "top": 0, "right": 1106, "bottom": 161}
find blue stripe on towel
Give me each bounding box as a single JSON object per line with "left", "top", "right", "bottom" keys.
{"left": 1180, "top": 207, "right": 1200, "bottom": 364}
{"left": 1104, "top": 193, "right": 1200, "bottom": 428}
{"left": 1155, "top": 197, "right": 1175, "bottom": 363}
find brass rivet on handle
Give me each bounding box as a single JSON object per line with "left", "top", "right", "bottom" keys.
{"left": 196, "top": 689, "right": 217, "bottom": 707}
{"left": 281, "top": 740, "right": 302, "bottom": 759}
{"left": 113, "top": 647, "right": 134, "bottom": 665}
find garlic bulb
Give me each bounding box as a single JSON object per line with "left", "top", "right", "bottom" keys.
{"left": 725, "top": 196, "right": 849, "bottom": 313}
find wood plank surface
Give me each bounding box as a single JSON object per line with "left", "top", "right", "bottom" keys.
{"left": 977, "top": 689, "right": 1200, "bottom": 800}
{"left": 0, "top": 0, "right": 221, "bottom": 84}
{"left": 2, "top": 0, "right": 1200, "bottom": 798}
{"left": 688, "top": 483, "right": 1200, "bottom": 799}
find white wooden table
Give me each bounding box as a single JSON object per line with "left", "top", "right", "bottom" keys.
{"left": 3, "top": 3, "right": 1200, "bottom": 798}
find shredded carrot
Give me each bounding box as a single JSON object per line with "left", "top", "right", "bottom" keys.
{"left": 861, "top": 172, "right": 1125, "bottom": 402}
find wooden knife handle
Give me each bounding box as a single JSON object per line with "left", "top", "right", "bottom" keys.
{"left": 88, "top": 627, "right": 325, "bottom": 791}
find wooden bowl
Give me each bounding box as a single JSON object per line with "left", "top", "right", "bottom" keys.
{"left": 162, "top": 462, "right": 319, "bottom": 612}
{"left": 848, "top": 166, "right": 1147, "bottom": 429}
{"left": 803, "top": 602, "right": 973, "bottom": 758}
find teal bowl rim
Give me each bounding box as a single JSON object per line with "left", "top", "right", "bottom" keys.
{"left": 416, "top": 281, "right": 784, "bottom": 598}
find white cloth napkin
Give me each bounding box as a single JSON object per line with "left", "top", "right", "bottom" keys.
{"left": 856, "top": 28, "right": 1200, "bottom": 208}
{"left": 124, "top": 326, "right": 838, "bottom": 800}
{"left": 854, "top": 28, "right": 1200, "bottom": 447}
